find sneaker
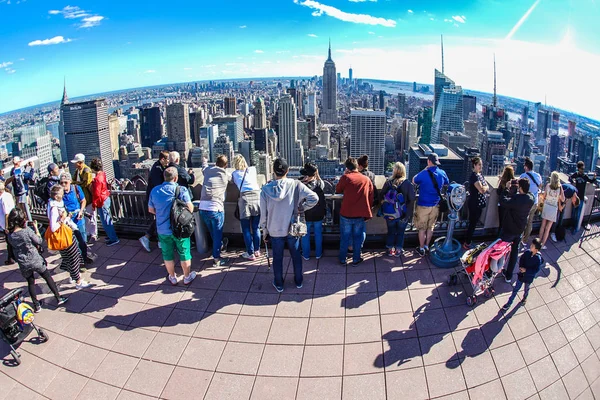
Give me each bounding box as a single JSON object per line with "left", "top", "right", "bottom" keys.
{"left": 106, "top": 240, "right": 120, "bottom": 247}
{"left": 504, "top": 275, "right": 512, "bottom": 284}
{"left": 416, "top": 247, "right": 426, "bottom": 257}
{"left": 302, "top": 256, "right": 310, "bottom": 261}
{"left": 57, "top": 297, "right": 69, "bottom": 306}
{"left": 340, "top": 259, "right": 348, "bottom": 267}
{"left": 387, "top": 248, "right": 396, "bottom": 257}
{"left": 241, "top": 252, "right": 256, "bottom": 260}
{"left": 550, "top": 233, "right": 557, "bottom": 243}
{"left": 316, "top": 255, "right": 322, "bottom": 260}
{"left": 542, "top": 245, "right": 547, "bottom": 250}
{"left": 91, "top": 235, "right": 98, "bottom": 242}
{"left": 79, "top": 266, "right": 87, "bottom": 273}
{"left": 168, "top": 274, "right": 178, "bottom": 285}
{"left": 296, "top": 281, "right": 303, "bottom": 289}
{"left": 501, "top": 303, "right": 510, "bottom": 311}
{"left": 158, "top": 241, "right": 162, "bottom": 249}
{"left": 254, "top": 251, "right": 261, "bottom": 258}
{"left": 221, "top": 237, "right": 229, "bottom": 252}
{"left": 69, "top": 278, "right": 75, "bottom": 284}
{"left": 424, "top": 245, "right": 430, "bottom": 254}
{"left": 183, "top": 271, "right": 197, "bottom": 285}
{"left": 33, "top": 303, "right": 42, "bottom": 313}
{"left": 352, "top": 258, "right": 364, "bottom": 267}
{"left": 4, "top": 258, "right": 14, "bottom": 265}
{"left": 395, "top": 248, "right": 403, "bottom": 258}
{"left": 272, "top": 281, "right": 284, "bottom": 293}
{"left": 521, "top": 298, "right": 527, "bottom": 305}
{"left": 139, "top": 236, "right": 151, "bottom": 253}
{"left": 213, "top": 258, "right": 229, "bottom": 268}
{"left": 76, "top": 280, "right": 91, "bottom": 289}
{"left": 85, "top": 256, "right": 95, "bottom": 264}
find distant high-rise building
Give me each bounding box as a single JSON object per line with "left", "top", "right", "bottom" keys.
{"left": 418, "top": 107, "right": 433, "bottom": 145}
{"left": 432, "top": 84, "right": 464, "bottom": 144}
{"left": 306, "top": 92, "right": 318, "bottom": 117}
{"left": 397, "top": 93, "right": 406, "bottom": 116}
{"left": 253, "top": 98, "right": 267, "bottom": 130}
{"left": 189, "top": 110, "right": 204, "bottom": 146}
{"left": 239, "top": 140, "right": 258, "bottom": 167}
{"left": 277, "top": 95, "right": 303, "bottom": 166}
{"left": 535, "top": 109, "right": 550, "bottom": 148}
{"left": 166, "top": 103, "right": 192, "bottom": 164}
{"left": 433, "top": 69, "right": 454, "bottom": 116}
{"left": 213, "top": 115, "right": 244, "bottom": 150}
{"left": 349, "top": 67, "right": 353, "bottom": 82}
{"left": 481, "top": 131, "right": 506, "bottom": 176}
{"left": 350, "top": 109, "right": 386, "bottom": 175}
{"left": 200, "top": 124, "right": 218, "bottom": 162}
{"left": 462, "top": 95, "right": 476, "bottom": 121}
{"left": 108, "top": 113, "right": 121, "bottom": 160}
{"left": 407, "top": 120, "right": 418, "bottom": 152}
{"left": 224, "top": 97, "right": 236, "bottom": 115}
{"left": 257, "top": 153, "right": 272, "bottom": 179}
{"left": 319, "top": 126, "right": 330, "bottom": 148}
{"left": 140, "top": 107, "right": 163, "bottom": 148}
{"left": 413, "top": 82, "right": 417, "bottom": 92}
{"left": 13, "top": 122, "right": 53, "bottom": 177}
{"left": 212, "top": 134, "right": 234, "bottom": 164}
{"left": 321, "top": 41, "right": 337, "bottom": 124}
{"left": 127, "top": 119, "right": 140, "bottom": 144}
{"left": 379, "top": 91, "right": 385, "bottom": 111}
{"left": 58, "top": 80, "right": 69, "bottom": 163}
{"left": 464, "top": 120, "right": 478, "bottom": 147}
{"left": 408, "top": 144, "right": 464, "bottom": 182}
{"left": 441, "top": 131, "right": 471, "bottom": 153}
{"left": 62, "top": 99, "right": 115, "bottom": 180}
{"left": 521, "top": 106, "right": 529, "bottom": 130}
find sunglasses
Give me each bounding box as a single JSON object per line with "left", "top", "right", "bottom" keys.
{"left": 60, "top": 181, "right": 69, "bottom": 185}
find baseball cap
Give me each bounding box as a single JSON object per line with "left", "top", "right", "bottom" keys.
{"left": 71, "top": 153, "right": 85, "bottom": 164}
{"left": 47, "top": 163, "right": 58, "bottom": 174}
{"left": 428, "top": 153, "right": 441, "bottom": 166}
{"left": 13, "top": 156, "right": 21, "bottom": 163}
{"left": 273, "top": 158, "right": 289, "bottom": 176}
{"left": 300, "top": 162, "right": 317, "bottom": 177}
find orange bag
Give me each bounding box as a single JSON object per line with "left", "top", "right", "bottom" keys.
{"left": 45, "top": 223, "right": 73, "bottom": 251}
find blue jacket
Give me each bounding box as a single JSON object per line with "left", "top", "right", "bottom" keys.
{"left": 413, "top": 166, "right": 449, "bottom": 207}
{"left": 518, "top": 250, "right": 544, "bottom": 284}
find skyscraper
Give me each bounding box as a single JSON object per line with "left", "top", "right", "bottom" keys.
{"left": 432, "top": 85, "right": 464, "bottom": 144}
{"left": 379, "top": 91, "right": 385, "bottom": 111}
{"left": 108, "top": 113, "right": 121, "bottom": 160}
{"left": 166, "top": 103, "right": 192, "bottom": 164}
{"left": 59, "top": 80, "right": 69, "bottom": 163}
{"left": 212, "top": 134, "right": 234, "bottom": 164}
{"left": 13, "top": 122, "right": 53, "bottom": 177}
{"left": 253, "top": 98, "right": 267, "bottom": 129}
{"left": 350, "top": 109, "right": 386, "bottom": 175}
{"left": 213, "top": 115, "right": 244, "bottom": 151}
{"left": 224, "top": 97, "right": 236, "bottom": 115}
{"left": 536, "top": 109, "right": 550, "bottom": 149}
{"left": 349, "top": 67, "right": 353, "bottom": 82}
{"left": 321, "top": 41, "right": 337, "bottom": 124}
{"left": 434, "top": 69, "right": 454, "bottom": 115}
{"left": 397, "top": 93, "right": 406, "bottom": 116}
{"left": 140, "top": 107, "right": 163, "bottom": 148}
{"left": 306, "top": 92, "right": 318, "bottom": 117}
{"left": 277, "top": 95, "right": 303, "bottom": 166}
{"left": 462, "top": 95, "right": 476, "bottom": 120}
{"left": 62, "top": 99, "right": 115, "bottom": 180}
{"left": 521, "top": 106, "right": 529, "bottom": 130}
{"left": 418, "top": 107, "right": 433, "bottom": 145}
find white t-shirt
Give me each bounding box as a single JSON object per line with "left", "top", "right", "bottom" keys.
{"left": 520, "top": 171, "right": 543, "bottom": 205}
{"left": 0, "top": 191, "right": 15, "bottom": 231}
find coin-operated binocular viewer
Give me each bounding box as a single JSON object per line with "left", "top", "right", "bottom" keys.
{"left": 430, "top": 183, "right": 467, "bottom": 268}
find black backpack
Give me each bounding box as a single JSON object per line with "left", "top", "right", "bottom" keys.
{"left": 170, "top": 186, "right": 195, "bottom": 239}
{"left": 34, "top": 177, "right": 50, "bottom": 204}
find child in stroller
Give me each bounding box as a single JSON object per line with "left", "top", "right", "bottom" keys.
{"left": 7, "top": 208, "right": 68, "bottom": 312}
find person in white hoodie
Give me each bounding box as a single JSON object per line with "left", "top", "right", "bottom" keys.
{"left": 260, "top": 158, "right": 318, "bottom": 293}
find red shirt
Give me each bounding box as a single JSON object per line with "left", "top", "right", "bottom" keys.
{"left": 91, "top": 171, "right": 110, "bottom": 208}
{"left": 336, "top": 171, "right": 374, "bottom": 219}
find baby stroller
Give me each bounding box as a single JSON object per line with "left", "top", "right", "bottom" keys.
{"left": 0, "top": 288, "right": 49, "bottom": 366}
{"left": 447, "top": 239, "right": 512, "bottom": 306}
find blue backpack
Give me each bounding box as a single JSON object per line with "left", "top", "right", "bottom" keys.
{"left": 380, "top": 182, "right": 406, "bottom": 220}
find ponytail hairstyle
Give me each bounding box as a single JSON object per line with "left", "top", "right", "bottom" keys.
{"left": 7, "top": 207, "right": 26, "bottom": 233}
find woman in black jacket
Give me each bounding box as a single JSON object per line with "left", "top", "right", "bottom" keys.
{"left": 463, "top": 157, "right": 489, "bottom": 250}
{"left": 300, "top": 163, "right": 326, "bottom": 260}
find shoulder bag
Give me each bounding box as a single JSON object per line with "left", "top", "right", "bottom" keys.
{"left": 44, "top": 207, "right": 74, "bottom": 251}
{"left": 233, "top": 169, "right": 248, "bottom": 220}
{"left": 426, "top": 170, "right": 449, "bottom": 213}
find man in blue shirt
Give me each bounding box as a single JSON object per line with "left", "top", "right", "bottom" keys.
{"left": 149, "top": 167, "right": 196, "bottom": 286}
{"left": 412, "top": 153, "right": 449, "bottom": 256}
{"left": 519, "top": 157, "right": 543, "bottom": 244}
{"left": 59, "top": 171, "right": 94, "bottom": 265}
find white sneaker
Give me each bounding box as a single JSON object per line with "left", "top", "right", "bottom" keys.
{"left": 69, "top": 278, "right": 75, "bottom": 284}
{"left": 550, "top": 233, "right": 557, "bottom": 243}
{"left": 542, "top": 245, "right": 547, "bottom": 250}
{"left": 184, "top": 271, "right": 197, "bottom": 285}
{"left": 241, "top": 252, "right": 256, "bottom": 260}
{"left": 168, "top": 274, "right": 178, "bottom": 285}
{"left": 76, "top": 280, "right": 91, "bottom": 289}
{"left": 139, "top": 236, "right": 151, "bottom": 253}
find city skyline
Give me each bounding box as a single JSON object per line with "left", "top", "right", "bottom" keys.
{"left": 0, "top": 0, "right": 599, "bottom": 120}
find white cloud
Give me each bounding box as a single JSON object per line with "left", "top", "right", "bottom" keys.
{"left": 349, "top": 0, "right": 377, "bottom": 2}
{"left": 28, "top": 36, "right": 73, "bottom": 46}
{"left": 18, "top": 58, "right": 24, "bottom": 61}
{"left": 452, "top": 15, "right": 466, "bottom": 23}
{"left": 0, "top": 61, "right": 13, "bottom": 68}
{"left": 239, "top": 25, "right": 247, "bottom": 28}
{"left": 308, "top": 33, "right": 318, "bottom": 37}
{"left": 407, "top": 9, "right": 413, "bottom": 14}
{"left": 294, "top": 0, "right": 396, "bottom": 27}
{"left": 368, "top": 31, "right": 375, "bottom": 34}
{"left": 183, "top": 67, "right": 192, "bottom": 70}
{"left": 80, "top": 15, "right": 104, "bottom": 28}
{"left": 144, "top": 70, "right": 156, "bottom": 73}
{"left": 254, "top": 49, "right": 264, "bottom": 53}
{"left": 429, "top": 17, "right": 435, "bottom": 21}
{"left": 6, "top": 69, "right": 16, "bottom": 74}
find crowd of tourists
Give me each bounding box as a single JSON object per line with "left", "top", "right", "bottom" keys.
{"left": 1, "top": 150, "right": 597, "bottom": 311}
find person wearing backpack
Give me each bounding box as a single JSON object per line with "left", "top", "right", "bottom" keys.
{"left": 148, "top": 167, "right": 197, "bottom": 286}
{"left": 519, "top": 157, "right": 543, "bottom": 245}
{"left": 71, "top": 154, "right": 98, "bottom": 241}
{"left": 90, "top": 158, "right": 120, "bottom": 247}
{"left": 45, "top": 163, "right": 61, "bottom": 202}
{"left": 9, "top": 156, "right": 36, "bottom": 222}
{"left": 379, "top": 162, "right": 415, "bottom": 257}
{"left": 300, "top": 162, "right": 326, "bottom": 260}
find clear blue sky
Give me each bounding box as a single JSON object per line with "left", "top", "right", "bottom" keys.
{"left": 1, "top": 0, "right": 599, "bottom": 119}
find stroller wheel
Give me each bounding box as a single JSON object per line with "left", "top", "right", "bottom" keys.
{"left": 38, "top": 328, "right": 49, "bottom": 343}
{"left": 10, "top": 349, "right": 21, "bottom": 365}
{"left": 483, "top": 289, "right": 493, "bottom": 298}
{"left": 466, "top": 295, "right": 477, "bottom": 307}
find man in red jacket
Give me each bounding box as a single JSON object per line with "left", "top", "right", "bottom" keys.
{"left": 336, "top": 157, "right": 374, "bottom": 266}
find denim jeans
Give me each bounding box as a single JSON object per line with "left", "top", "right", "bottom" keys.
{"left": 506, "top": 280, "right": 531, "bottom": 306}
{"left": 271, "top": 235, "right": 303, "bottom": 288}
{"left": 301, "top": 220, "right": 323, "bottom": 259}
{"left": 240, "top": 215, "right": 261, "bottom": 255}
{"left": 98, "top": 198, "right": 118, "bottom": 242}
{"left": 76, "top": 218, "right": 87, "bottom": 243}
{"left": 339, "top": 216, "right": 365, "bottom": 264}
{"left": 385, "top": 219, "right": 408, "bottom": 250}
{"left": 201, "top": 210, "right": 224, "bottom": 259}
{"left": 572, "top": 203, "right": 583, "bottom": 232}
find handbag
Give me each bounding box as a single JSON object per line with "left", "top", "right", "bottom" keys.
{"left": 289, "top": 181, "right": 307, "bottom": 237}
{"left": 44, "top": 222, "right": 73, "bottom": 251}
{"left": 426, "top": 170, "right": 448, "bottom": 213}
{"left": 233, "top": 169, "right": 248, "bottom": 220}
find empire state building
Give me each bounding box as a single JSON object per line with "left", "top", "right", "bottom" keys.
{"left": 321, "top": 41, "right": 337, "bottom": 124}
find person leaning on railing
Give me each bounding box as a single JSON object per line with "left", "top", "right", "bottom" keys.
{"left": 232, "top": 154, "right": 261, "bottom": 261}
{"left": 497, "top": 165, "right": 517, "bottom": 236}
{"left": 139, "top": 150, "right": 170, "bottom": 253}
{"left": 569, "top": 161, "right": 597, "bottom": 233}
{"left": 90, "top": 158, "right": 120, "bottom": 247}
{"left": 463, "top": 157, "right": 489, "bottom": 250}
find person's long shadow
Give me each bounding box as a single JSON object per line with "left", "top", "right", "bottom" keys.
{"left": 446, "top": 303, "right": 522, "bottom": 368}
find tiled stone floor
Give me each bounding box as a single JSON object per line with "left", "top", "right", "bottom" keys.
{"left": 1, "top": 227, "right": 600, "bottom": 399}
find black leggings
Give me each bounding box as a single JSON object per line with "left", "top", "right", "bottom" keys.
{"left": 24, "top": 269, "right": 60, "bottom": 306}
{"left": 465, "top": 203, "right": 483, "bottom": 245}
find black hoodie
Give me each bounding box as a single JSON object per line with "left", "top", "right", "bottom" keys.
{"left": 499, "top": 190, "right": 534, "bottom": 239}
{"left": 304, "top": 179, "right": 326, "bottom": 222}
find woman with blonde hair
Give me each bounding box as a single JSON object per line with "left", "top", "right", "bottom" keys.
{"left": 231, "top": 154, "right": 261, "bottom": 260}
{"left": 378, "top": 162, "right": 415, "bottom": 257}
{"left": 538, "top": 171, "right": 565, "bottom": 249}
